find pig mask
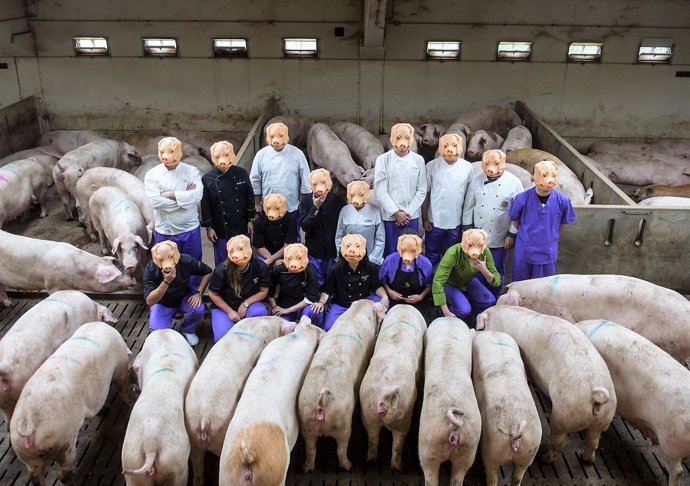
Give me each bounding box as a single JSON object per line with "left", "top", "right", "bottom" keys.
{"left": 482, "top": 149, "right": 507, "bottom": 178}
{"left": 266, "top": 122, "right": 289, "bottom": 151}
{"left": 263, "top": 193, "right": 287, "bottom": 222}
{"left": 226, "top": 235, "right": 253, "bottom": 266}
{"left": 390, "top": 123, "right": 415, "bottom": 154}
{"left": 158, "top": 137, "right": 183, "bottom": 170}
{"left": 309, "top": 168, "right": 332, "bottom": 198}
{"left": 534, "top": 160, "right": 558, "bottom": 192}
{"left": 341, "top": 234, "right": 367, "bottom": 265}
{"left": 283, "top": 243, "right": 309, "bottom": 273}
{"left": 210, "top": 140, "right": 236, "bottom": 171}
{"left": 438, "top": 133, "right": 464, "bottom": 163}
{"left": 397, "top": 234, "right": 423, "bottom": 265}
{"left": 461, "top": 229, "right": 489, "bottom": 260}
{"left": 151, "top": 240, "right": 181, "bottom": 276}
{"left": 347, "top": 180, "right": 370, "bottom": 210}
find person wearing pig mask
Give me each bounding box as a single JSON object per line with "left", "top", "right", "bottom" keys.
{"left": 374, "top": 123, "right": 427, "bottom": 257}
{"left": 208, "top": 235, "right": 270, "bottom": 342}
{"left": 143, "top": 240, "right": 213, "bottom": 347}
{"left": 432, "top": 229, "right": 500, "bottom": 326}
{"left": 421, "top": 133, "right": 473, "bottom": 268}
{"left": 201, "top": 140, "right": 255, "bottom": 265}
{"left": 335, "top": 180, "right": 385, "bottom": 266}
{"left": 379, "top": 232, "right": 433, "bottom": 307}
{"left": 462, "top": 149, "right": 523, "bottom": 296}
{"left": 299, "top": 169, "right": 347, "bottom": 286}
{"left": 509, "top": 160, "right": 575, "bottom": 282}
{"left": 253, "top": 193, "right": 297, "bottom": 267}
{"left": 268, "top": 243, "right": 323, "bottom": 327}
{"left": 314, "top": 234, "right": 389, "bottom": 331}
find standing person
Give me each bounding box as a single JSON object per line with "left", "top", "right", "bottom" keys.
{"left": 200, "top": 140, "right": 255, "bottom": 265}
{"left": 379, "top": 232, "right": 433, "bottom": 307}
{"left": 143, "top": 240, "right": 213, "bottom": 347}
{"left": 462, "top": 149, "right": 523, "bottom": 296}
{"left": 509, "top": 160, "right": 576, "bottom": 282}
{"left": 299, "top": 169, "right": 347, "bottom": 286}
{"left": 207, "top": 235, "right": 270, "bottom": 342}
{"left": 421, "top": 133, "right": 473, "bottom": 268}
{"left": 374, "top": 123, "right": 427, "bottom": 257}
{"left": 253, "top": 193, "right": 297, "bottom": 267}
{"left": 335, "top": 180, "right": 385, "bottom": 266}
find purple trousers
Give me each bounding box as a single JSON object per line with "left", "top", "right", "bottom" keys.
{"left": 309, "top": 256, "right": 335, "bottom": 287}
{"left": 149, "top": 294, "right": 205, "bottom": 334}
{"left": 155, "top": 227, "right": 203, "bottom": 288}
{"left": 279, "top": 305, "right": 324, "bottom": 328}
{"left": 323, "top": 295, "right": 381, "bottom": 332}
{"left": 290, "top": 210, "right": 301, "bottom": 243}
{"left": 511, "top": 258, "right": 556, "bottom": 282}
{"left": 477, "top": 247, "right": 507, "bottom": 298}
{"left": 383, "top": 219, "right": 419, "bottom": 257}
{"left": 210, "top": 303, "right": 269, "bottom": 342}
{"left": 425, "top": 224, "right": 461, "bottom": 268}
{"left": 444, "top": 278, "right": 496, "bottom": 320}
{"left": 212, "top": 238, "right": 228, "bottom": 266}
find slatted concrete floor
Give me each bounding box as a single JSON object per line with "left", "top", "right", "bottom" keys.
{"left": 0, "top": 294, "right": 687, "bottom": 485}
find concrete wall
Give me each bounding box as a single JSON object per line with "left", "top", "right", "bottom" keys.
{"left": 2, "top": 0, "right": 689, "bottom": 137}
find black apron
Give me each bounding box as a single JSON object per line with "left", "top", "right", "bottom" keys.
{"left": 391, "top": 258, "right": 425, "bottom": 302}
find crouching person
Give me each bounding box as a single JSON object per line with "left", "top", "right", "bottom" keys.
{"left": 144, "top": 240, "right": 212, "bottom": 346}
{"left": 208, "top": 235, "right": 270, "bottom": 342}
{"left": 379, "top": 232, "right": 433, "bottom": 307}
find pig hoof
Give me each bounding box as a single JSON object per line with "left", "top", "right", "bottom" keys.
{"left": 366, "top": 450, "right": 378, "bottom": 462}
{"left": 302, "top": 462, "right": 315, "bottom": 474}
{"left": 1, "top": 299, "right": 11, "bottom": 308}
{"left": 540, "top": 449, "right": 558, "bottom": 464}
{"left": 338, "top": 460, "right": 352, "bottom": 472}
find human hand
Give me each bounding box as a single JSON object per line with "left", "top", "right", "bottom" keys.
{"left": 442, "top": 308, "right": 457, "bottom": 318}
{"left": 405, "top": 294, "right": 424, "bottom": 304}
{"left": 247, "top": 221, "right": 254, "bottom": 236}
{"left": 313, "top": 193, "right": 326, "bottom": 209}
{"left": 237, "top": 304, "right": 248, "bottom": 319}
{"left": 422, "top": 220, "right": 432, "bottom": 232}
{"left": 311, "top": 302, "right": 325, "bottom": 313}
{"left": 227, "top": 308, "right": 241, "bottom": 322}
{"left": 186, "top": 182, "right": 197, "bottom": 190}
{"left": 504, "top": 236, "right": 515, "bottom": 250}
{"left": 469, "top": 258, "right": 488, "bottom": 273}
{"left": 160, "top": 191, "right": 176, "bottom": 200}
{"left": 206, "top": 227, "right": 218, "bottom": 243}
{"left": 187, "top": 292, "right": 203, "bottom": 308}
{"left": 255, "top": 203, "right": 263, "bottom": 213}
{"left": 388, "top": 289, "right": 404, "bottom": 302}
{"left": 162, "top": 266, "right": 176, "bottom": 284}
{"left": 393, "top": 210, "right": 410, "bottom": 226}
{"left": 272, "top": 305, "right": 287, "bottom": 316}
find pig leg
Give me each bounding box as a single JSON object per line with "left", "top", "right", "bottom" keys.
{"left": 390, "top": 429, "right": 407, "bottom": 471}
{"left": 23, "top": 458, "right": 46, "bottom": 486}
{"left": 0, "top": 285, "right": 10, "bottom": 308}
{"left": 449, "top": 460, "right": 469, "bottom": 486}
{"left": 482, "top": 460, "right": 500, "bottom": 486}
{"left": 419, "top": 456, "right": 441, "bottom": 486}
{"left": 190, "top": 446, "right": 205, "bottom": 486}
{"left": 363, "top": 420, "right": 381, "bottom": 462}
{"left": 581, "top": 427, "right": 602, "bottom": 464}
{"left": 302, "top": 434, "right": 318, "bottom": 473}
{"left": 55, "top": 177, "right": 76, "bottom": 221}
{"left": 665, "top": 455, "right": 684, "bottom": 486}
{"left": 97, "top": 228, "right": 109, "bottom": 256}
{"left": 333, "top": 427, "right": 352, "bottom": 471}
{"left": 511, "top": 461, "right": 530, "bottom": 485}
{"left": 541, "top": 430, "right": 568, "bottom": 464}
{"left": 34, "top": 184, "right": 48, "bottom": 218}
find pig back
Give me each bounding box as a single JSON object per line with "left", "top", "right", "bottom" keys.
{"left": 307, "top": 123, "right": 364, "bottom": 187}
{"left": 330, "top": 121, "right": 384, "bottom": 170}
{"left": 38, "top": 130, "right": 104, "bottom": 155}
{"left": 455, "top": 105, "right": 522, "bottom": 138}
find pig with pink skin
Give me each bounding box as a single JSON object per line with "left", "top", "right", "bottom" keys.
{"left": 418, "top": 317, "right": 481, "bottom": 486}
{"left": 185, "top": 316, "right": 294, "bottom": 486}
{"left": 298, "top": 299, "right": 384, "bottom": 473}
{"left": 638, "top": 196, "right": 690, "bottom": 207}
{"left": 455, "top": 105, "right": 523, "bottom": 138}
{"left": 476, "top": 305, "right": 617, "bottom": 464}
{"left": 359, "top": 304, "right": 426, "bottom": 471}
{"left": 89, "top": 186, "right": 149, "bottom": 275}
{"left": 52, "top": 139, "right": 142, "bottom": 220}
{"left": 465, "top": 130, "right": 505, "bottom": 162}
{"left": 330, "top": 121, "right": 384, "bottom": 170}
{"left": 0, "top": 146, "right": 62, "bottom": 164}
{"left": 472, "top": 331, "right": 541, "bottom": 486}
{"left": 0, "top": 290, "right": 116, "bottom": 426}
{"left": 635, "top": 183, "right": 690, "bottom": 201}
{"left": 308, "top": 123, "right": 365, "bottom": 187}
{"left": 117, "top": 133, "right": 205, "bottom": 160}
{"left": 501, "top": 125, "right": 533, "bottom": 153}
{"left": 577, "top": 319, "right": 690, "bottom": 486}
{"left": 0, "top": 230, "right": 136, "bottom": 308}
{"left": 498, "top": 274, "right": 690, "bottom": 361}
{"left": 10, "top": 322, "right": 131, "bottom": 486}
{"left": 122, "top": 329, "right": 198, "bottom": 486}
{"left": 37, "top": 130, "right": 104, "bottom": 156}
{"left": 0, "top": 159, "right": 48, "bottom": 227}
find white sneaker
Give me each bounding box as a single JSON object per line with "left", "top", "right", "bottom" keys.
{"left": 182, "top": 332, "right": 200, "bottom": 347}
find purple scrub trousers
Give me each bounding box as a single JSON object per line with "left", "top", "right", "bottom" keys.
{"left": 323, "top": 295, "right": 381, "bottom": 332}
{"left": 511, "top": 260, "right": 556, "bottom": 282}
{"left": 278, "top": 305, "right": 324, "bottom": 328}
{"left": 155, "top": 226, "right": 203, "bottom": 288}
{"left": 425, "top": 224, "right": 461, "bottom": 268}
{"left": 309, "top": 256, "right": 335, "bottom": 287}
{"left": 210, "top": 303, "right": 269, "bottom": 342}
{"left": 149, "top": 294, "right": 205, "bottom": 334}
{"left": 383, "top": 219, "right": 419, "bottom": 257}
{"left": 444, "top": 278, "right": 496, "bottom": 320}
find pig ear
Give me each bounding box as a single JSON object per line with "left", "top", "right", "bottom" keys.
{"left": 134, "top": 235, "right": 148, "bottom": 250}
{"left": 280, "top": 320, "right": 297, "bottom": 336}
{"left": 475, "top": 311, "right": 487, "bottom": 330}
{"left": 96, "top": 303, "right": 118, "bottom": 324}
{"left": 435, "top": 126, "right": 446, "bottom": 137}
{"left": 78, "top": 167, "right": 85, "bottom": 176}
{"left": 111, "top": 237, "right": 122, "bottom": 256}
{"left": 96, "top": 264, "right": 122, "bottom": 284}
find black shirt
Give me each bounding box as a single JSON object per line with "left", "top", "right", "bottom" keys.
{"left": 321, "top": 258, "right": 382, "bottom": 308}
{"left": 253, "top": 212, "right": 297, "bottom": 255}
{"left": 201, "top": 165, "right": 256, "bottom": 240}
{"left": 299, "top": 192, "right": 347, "bottom": 259}
{"left": 143, "top": 254, "right": 213, "bottom": 308}
{"left": 270, "top": 263, "right": 320, "bottom": 308}
{"left": 208, "top": 258, "right": 271, "bottom": 310}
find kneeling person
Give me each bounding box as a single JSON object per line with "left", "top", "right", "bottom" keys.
{"left": 379, "top": 233, "right": 433, "bottom": 307}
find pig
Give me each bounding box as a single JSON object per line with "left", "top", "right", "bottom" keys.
{"left": 499, "top": 274, "right": 690, "bottom": 361}
{"left": 471, "top": 160, "right": 533, "bottom": 189}
{"left": 185, "top": 316, "right": 293, "bottom": 486}
{"left": 414, "top": 123, "right": 446, "bottom": 163}
{"left": 0, "top": 159, "right": 48, "bottom": 227}
{"left": 476, "top": 305, "right": 617, "bottom": 464}
{"left": 37, "top": 130, "right": 104, "bottom": 155}
{"left": 0, "top": 230, "right": 136, "bottom": 308}
{"left": 122, "top": 329, "right": 199, "bottom": 486}
{"left": 89, "top": 186, "right": 149, "bottom": 274}
{"left": 117, "top": 133, "right": 204, "bottom": 160}
{"left": 132, "top": 154, "right": 163, "bottom": 180}
{"left": 264, "top": 115, "right": 314, "bottom": 150}
{"left": 179, "top": 154, "right": 213, "bottom": 176}
{"left": 307, "top": 123, "right": 365, "bottom": 187}
{"left": 10, "top": 322, "right": 131, "bottom": 486}
{"left": 418, "top": 318, "right": 481, "bottom": 486}
{"left": 0, "top": 146, "right": 62, "bottom": 164}
{"left": 0, "top": 290, "right": 116, "bottom": 425}
{"left": 298, "top": 299, "right": 384, "bottom": 472}
{"left": 359, "top": 304, "right": 427, "bottom": 470}
{"left": 588, "top": 139, "right": 690, "bottom": 160}
{"left": 465, "top": 130, "right": 505, "bottom": 162}
{"left": 501, "top": 125, "right": 533, "bottom": 153}
{"left": 52, "top": 139, "right": 142, "bottom": 220}
{"left": 455, "top": 105, "right": 523, "bottom": 138}
{"left": 577, "top": 319, "right": 690, "bottom": 486}
{"left": 444, "top": 121, "right": 471, "bottom": 156}
{"left": 472, "top": 331, "right": 541, "bottom": 486}
{"left": 75, "top": 167, "right": 154, "bottom": 242}
{"left": 218, "top": 318, "right": 323, "bottom": 486}
{"left": 637, "top": 196, "right": 690, "bottom": 207}
{"left": 330, "top": 121, "right": 385, "bottom": 170}
{"left": 635, "top": 183, "right": 690, "bottom": 201}
{"left": 585, "top": 151, "right": 690, "bottom": 186}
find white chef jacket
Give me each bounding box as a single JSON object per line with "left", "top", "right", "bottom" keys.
{"left": 144, "top": 162, "right": 203, "bottom": 235}
{"left": 373, "top": 150, "right": 427, "bottom": 221}
{"left": 334, "top": 203, "right": 385, "bottom": 265}
{"left": 425, "top": 156, "right": 473, "bottom": 230}
{"left": 249, "top": 144, "right": 311, "bottom": 212}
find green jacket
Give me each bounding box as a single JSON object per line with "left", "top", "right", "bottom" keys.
{"left": 432, "top": 244, "right": 500, "bottom": 306}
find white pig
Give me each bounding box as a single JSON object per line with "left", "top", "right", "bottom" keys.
{"left": 501, "top": 125, "right": 533, "bottom": 153}
{"left": 0, "top": 146, "right": 62, "bottom": 164}
{"left": 330, "top": 121, "right": 384, "bottom": 170}
{"left": 471, "top": 161, "right": 533, "bottom": 189}
{"left": 472, "top": 331, "right": 541, "bottom": 486}
{"left": 444, "top": 121, "right": 471, "bottom": 156}
{"left": 308, "top": 123, "right": 365, "bottom": 187}
{"left": 0, "top": 230, "right": 136, "bottom": 308}
{"left": 122, "top": 329, "right": 199, "bottom": 486}
{"left": 418, "top": 318, "right": 481, "bottom": 486}
{"left": 638, "top": 196, "right": 690, "bottom": 207}
{"left": 498, "top": 274, "right": 690, "bottom": 361}
{"left": 577, "top": 319, "right": 690, "bottom": 486}
{"left": 635, "top": 183, "right": 690, "bottom": 201}
{"left": 219, "top": 319, "right": 323, "bottom": 486}
{"left": 37, "top": 129, "right": 104, "bottom": 156}
{"left": 359, "top": 304, "right": 426, "bottom": 470}
{"left": 10, "top": 322, "right": 131, "bottom": 486}
{"left": 131, "top": 154, "right": 162, "bottom": 180}
{"left": 455, "top": 105, "right": 523, "bottom": 138}
{"left": 118, "top": 133, "right": 203, "bottom": 160}
{"left": 298, "top": 299, "right": 384, "bottom": 472}
{"left": 465, "top": 130, "right": 505, "bottom": 161}
{"left": 476, "top": 305, "right": 616, "bottom": 464}
{"left": 185, "top": 316, "right": 294, "bottom": 486}
{"left": 0, "top": 290, "right": 116, "bottom": 425}
{"left": 0, "top": 159, "right": 48, "bottom": 227}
